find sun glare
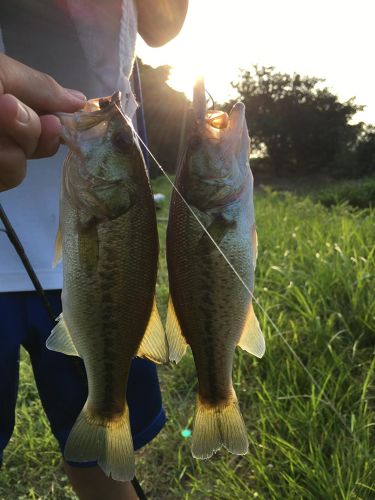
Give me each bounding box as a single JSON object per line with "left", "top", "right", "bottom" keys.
{"left": 136, "top": 0, "right": 242, "bottom": 105}
{"left": 137, "top": 0, "right": 375, "bottom": 123}
{"left": 156, "top": 12, "right": 227, "bottom": 103}
{"left": 168, "top": 60, "right": 203, "bottom": 102}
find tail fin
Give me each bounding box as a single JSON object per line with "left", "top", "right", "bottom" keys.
{"left": 64, "top": 402, "right": 134, "bottom": 481}
{"left": 192, "top": 396, "right": 249, "bottom": 459}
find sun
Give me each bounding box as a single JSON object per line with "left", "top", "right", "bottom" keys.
{"left": 138, "top": 33, "right": 238, "bottom": 105}
{"left": 136, "top": 1, "right": 241, "bottom": 105}
{"left": 167, "top": 62, "right": 204, "bottom": 102}
{"left": 137, "top": 0, "right": 375, "bottom": 124}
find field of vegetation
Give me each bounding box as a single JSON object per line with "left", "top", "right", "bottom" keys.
{"left": 0, "top": 176, "right": 374, "bottom": 499}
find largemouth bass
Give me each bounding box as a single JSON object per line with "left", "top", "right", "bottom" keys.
{"left": 46, "top": 92, "right": 167, "bottom": 481}
{"left": 166, "top": 79, "right": 265, "bottom": 459}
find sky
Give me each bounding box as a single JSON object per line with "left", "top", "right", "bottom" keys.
{"left": 137, "top": 0, "right": 375, "bottom": 125}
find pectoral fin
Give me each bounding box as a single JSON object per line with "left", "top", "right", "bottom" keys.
{"left": 252, "top": 224, "right": 258, "bottom": 270}
{"left": 238, "top": 304, "right": 265, "bottom": 358}
{"left": 197, "top": 215, "right": 236, "bottom": 254}
{"left": 136, "top": 299, "right": 168, "bottom": 364}
{"left": 166, "top": 297, "right": 188, "bottom": 363}
{"left": 46, "top": 313, "right": 80, "bottom": 357}
{"left": 52, "top": 227, "right": 62, "bottom": 267}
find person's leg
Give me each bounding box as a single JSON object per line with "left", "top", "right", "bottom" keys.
{"left": 63, "top": 359, "right": 165, "bottom": 499}
{"left": 63, "top": 463, "right": 139, "bottom": 500}
{"left": 24, "top": 290, "right": 141, "bottom": 498}
{"left": 27, "top": 290, "right": 164, "bottom": 499}
{"left": 0, "top": 292, "right": 24, "bottom": 466}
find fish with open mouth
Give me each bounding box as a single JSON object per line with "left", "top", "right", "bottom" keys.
{"left": 166, "top": 79, "right": 265, "bottom": 459}
{"left": 47, "top": 92, "right": 167, "bottom": 481}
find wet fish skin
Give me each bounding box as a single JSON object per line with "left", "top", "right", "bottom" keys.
{"left": 47, "top": 93, "right": 167, "bottom": 481}
{"left": 166, "top": 80, "right": 265, "bottom": 459}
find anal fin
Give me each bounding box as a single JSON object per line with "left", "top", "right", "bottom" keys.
{"left": 166, "top": 296, "right": 188, "bottom": 363}
{"left": 237, "top": 303, "right": 265, "bottom": 358}
{"left": 136, "top": 299, "right": 168, "bottom": 364}
{"left": 46, "top": 313, "right": 80, "bottom": 357}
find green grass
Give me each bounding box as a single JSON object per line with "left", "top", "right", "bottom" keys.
{"left": 1, "top": 178, "right": 374, "bottom": 499}
{"left": 312, "top": 176, "right": 375, "bottom": 209}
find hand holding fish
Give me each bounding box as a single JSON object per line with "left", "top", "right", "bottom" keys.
{"left": 0, "top": 53, "right": 85, "bottom": 192}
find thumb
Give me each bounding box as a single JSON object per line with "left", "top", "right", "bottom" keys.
{"left": 0, "top": 53, "right": 85, "bottom": 113}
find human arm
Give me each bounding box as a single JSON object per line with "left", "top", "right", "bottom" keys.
{"left": 0, "top": 54, "right": 86, "bottom": 192}
{"left": 136, "top": 0, "right": 189, "bottom": 47}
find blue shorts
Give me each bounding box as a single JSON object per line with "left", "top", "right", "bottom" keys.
{"left": 0, "top": 290, "right": 166, "bottom": 467}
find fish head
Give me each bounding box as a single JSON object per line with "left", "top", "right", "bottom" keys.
{"left": 182, "top": 79, "right": 252, "bottom": 211}
{"left": 57, "top": 92, "right": 142, "bottom": 219}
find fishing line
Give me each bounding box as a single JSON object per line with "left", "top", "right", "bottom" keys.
{"left": 117, "top": 104, "right": 353, "bottom": 436}
{"left": 205, "top": 89, "right": 215, "bottom": 110}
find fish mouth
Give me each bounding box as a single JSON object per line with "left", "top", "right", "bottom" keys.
{"left": 192, "top": 79, "right": 230, "bottom": 151}
{"left": 56, "top": 91, "right": 123, "bottom": 138}
{"left": 84, "top": 91, "right": 122, "bottom": 115}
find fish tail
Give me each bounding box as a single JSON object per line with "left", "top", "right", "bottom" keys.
{"left": 64, "top": 402, "right": 134, "bottom": 481}
{"left": 191, "top": 395, "right": 249, "bottom": 459}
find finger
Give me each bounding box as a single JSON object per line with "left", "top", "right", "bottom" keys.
{"left": 32, "top": 114, "right": 61, "bottom": 159}
{"left": 0, "top": 53, "right": 86, "bottom": 113}
{"left": 0, "top": 136, "right": 27, "bottom": 191}
{"left": 0, "top": 94, "right": 41, "bottom": 157}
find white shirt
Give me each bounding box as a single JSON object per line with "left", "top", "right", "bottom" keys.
{"left": 0, "top": 0, "right": 138, "bottom": 292}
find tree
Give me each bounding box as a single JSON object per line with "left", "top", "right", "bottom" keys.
{"left": 356, "top": 125, "right": 375, "bottom": 176}
{"left": 138, "top": 59, "right": 189, "bottom": 177}
{"left": 233, "top": 66, "right": 363, "bottom": 176}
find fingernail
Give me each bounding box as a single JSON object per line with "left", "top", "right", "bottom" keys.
{"left": 16, "top": 102, "right": 30, "bottom": 124}
{"left": 65, "top": 88, "right": 87, "bottom": 102}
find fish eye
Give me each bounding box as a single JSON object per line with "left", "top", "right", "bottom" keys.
{"left": 112, "top": 130, "right": 134, "bottom": 153}
{"left": 99, "top": 98, "right": 111, "bottom": 109}
{"left": 206, "top": 111, "right": 229, "bottom": 130}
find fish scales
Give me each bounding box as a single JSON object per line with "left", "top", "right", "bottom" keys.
{"left": 47, "top": 93, "right": 167, "bottom": 481}
{"left": 166, "top": 79, "right": 265, "bottom": 460}
{"left": 169, "top": 186, "right": 254, "bottom": 404}
{"left": 62, "top": 200, "right": 157, "bottom": 415}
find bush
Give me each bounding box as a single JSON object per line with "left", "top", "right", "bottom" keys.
{"left": 356, "top": 125, "right": 375, "bottom": 177}
{"left": 312, "top": 177, "right": 375, "bottom": 208}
